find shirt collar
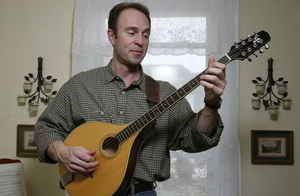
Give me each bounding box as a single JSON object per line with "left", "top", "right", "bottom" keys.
{"left": 104, "top": 59, "right": 147, "bottom": 93}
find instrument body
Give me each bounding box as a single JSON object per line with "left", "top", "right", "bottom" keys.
{"left": 59, "top": 122, "right": 154, "bottom": 196}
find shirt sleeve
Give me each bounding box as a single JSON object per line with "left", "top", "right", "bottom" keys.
{"left": 164, "top": 83, "right": 224, "bottom": 152}
{"left": 34, "top": 83, "right": 76, "bottom": 163}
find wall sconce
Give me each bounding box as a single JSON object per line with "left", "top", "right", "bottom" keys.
{"left": 251, "top": 57, "right": 291, "bottom": 116}
{"left": 17, "top": 57, "right": 57, "bottom": 113}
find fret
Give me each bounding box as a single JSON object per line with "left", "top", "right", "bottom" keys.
{"left": 161, "top": 100, "right": 170, "bottom": 109}
{"left": 141, "top": 116, "right": 148, "bottom": 124}
{"left": 138, "top": 117, "right": 145, "bottom": 127}
{"left": 135, "top": 120, "right": 142, "bottom": 130}
{"left": 124, "top": 126, "right": 132, "bottom": 137}
{"left": 122, "top": 130, "right": 128, "bottom": 139}
{"left": 130, "top": 125, "right": 137, "bottom": 135}
{"left": 167, "top": 96, "right": 175, "bottom": 105}
{"left": 186, "top": 78, "right": 200, "bottom": 92}
{"left": 148, "top": 110, "right": 156, "bottom": 119}
{"left": 194, "top": 75, "right": 201, "bottom": 83}
{"left": 136, "top": 114, "right": 152, "bottom": 132}
{"left": 182, "top": 82, "right": 192, "bottom": 93}
{"left": 177, "top": 88, "right": 186, "bottom": 97}
{"left": 189, "top": 78, "right": 199, "bottom": 88}
{"left": 217, "top": 55, "right": 225, "bottom": 63}
{"left": 123, "top": 129, "right": 130, "bottom": 139}
{"left": 220, "top": 55, "right": 227, "bottom": 63}
{"left": 126, "top": 129, "right": 132, "bottom": 138}
{"left": 130, "top": 126, "right": 136, "bottom": 135}
{"left": 131, "top": 123, "right": 138, "bottom": 132}
{"left": 135, "top": 118, "right": 144, "bottom": 128}
{"left": 156, "top": 103, "right": 165, "bottom": 113}
{"left": 115, "top": 134, "right": 122, "bottom": 143}
{"left": 217, "top": 54, "right": 231, "bottom": 65}
{"left": 120, "top": 134, "right": 126, "bottom": 143}
{"left": 129, "top": 126, "right": 136, "bottom": 135}
{"left": 152, "top": 107, "right": 159, "bottom": 116}
{"left": 144, "top": 112, "right": 152, "bottom": 122}
{"left": 127, "top": 129, "right": 133, "bottom": 138}
{"left": 182, "top": 84, "right": 192, "bottom": 94}
{"left": 131, "top": 123, "right": 139, "bottom": 132}
{"left": 171, "top": 92, "right": 180, "bottom": 102}
{"left": 125, "top": 127, "right": 133, "bottom": 136}
{"left": 118, "top": 132, "right": 125, "bottom": 142}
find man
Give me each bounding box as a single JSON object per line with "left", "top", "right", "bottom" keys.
{"left": 34, "top": 2, "right": 226, "bottom": 196}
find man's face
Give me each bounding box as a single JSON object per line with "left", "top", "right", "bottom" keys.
{"left": 109, "top": 8, "right": 150, "bottom": 66}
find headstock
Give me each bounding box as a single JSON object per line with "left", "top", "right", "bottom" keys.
{"left": 228, "top": 30, "right": 271, "bottom": 62}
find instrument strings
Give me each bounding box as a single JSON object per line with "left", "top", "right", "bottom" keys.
{"left": 92, "top": 39, "right": 257, "bottom": 157}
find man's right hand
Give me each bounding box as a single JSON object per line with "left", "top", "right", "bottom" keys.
{"left": 47, "top": 141, "right": 99, "bottom": 174}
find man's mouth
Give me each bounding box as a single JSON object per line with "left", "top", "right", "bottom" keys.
{"left": 131, "top": 50, "right": 143, "bottom": 55}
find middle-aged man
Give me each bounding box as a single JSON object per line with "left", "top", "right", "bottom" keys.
{"left": 34, "top": 2, "right": 226, "bottom": 196}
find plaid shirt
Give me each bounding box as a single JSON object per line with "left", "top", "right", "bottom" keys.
{"left": 34, "top": 61, "right": 224, "bottom": 182}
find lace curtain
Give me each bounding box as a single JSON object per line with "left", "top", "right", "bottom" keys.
{"left": 71, "top": 0, "right": 240, "bottom": 195}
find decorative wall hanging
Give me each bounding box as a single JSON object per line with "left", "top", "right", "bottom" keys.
{"left": 251, "top": 130, "right": 294, "bottom": 165}
{"left": 17, "top": 57, "right": 57, "bottom": 112}
{"left": 251, "top": 57, "right": 292, "bottom": 116}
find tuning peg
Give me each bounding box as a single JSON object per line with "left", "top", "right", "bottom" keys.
{"left": 247, "top": 57, "right": 252, "bottom": 62}
{"left": 265, "top": 44, "right": 270, "bottom": 49}
{"left": 259, "top": 48, "right": 264, "bottom": 53}
{"left": 247, "top": 35, "right": 252, "bottom": 41}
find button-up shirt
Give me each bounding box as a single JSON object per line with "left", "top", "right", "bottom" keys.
{"left": 34, "top": 61, "right": 224, "bottom": 182}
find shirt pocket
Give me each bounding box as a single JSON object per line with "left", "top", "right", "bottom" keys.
{"left": 86, "top": 110, "right": 112, "bottom": 123}
{"left": 73, "top": 109, "right": 112, "bottom": 126}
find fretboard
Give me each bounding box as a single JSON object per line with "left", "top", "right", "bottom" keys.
{"left": 116, "top": 54, "right": 232, "bottom": 144}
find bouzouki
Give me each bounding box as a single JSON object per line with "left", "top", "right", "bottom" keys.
{"left": 59, "top": 30, "right": 271, "bottom": 196}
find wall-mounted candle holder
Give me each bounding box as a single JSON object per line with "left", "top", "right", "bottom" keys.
{"left": 251, "top": 57, "right": 292, "bottom": 116}
{"left": 17, "top": 57, "right": 57, "bottom": 113}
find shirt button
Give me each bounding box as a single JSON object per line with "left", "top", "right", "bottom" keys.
{"left": 116, "top": 76, "right": 120, "bottom": 80}
{"left": 120, "top": 111, "right": 123, "bottom": 115}
{"left": 122, "top": 91, "right": 125, "bottom": 95}
{"left": 101, "top": 112, "right": 104, "bottom": 115}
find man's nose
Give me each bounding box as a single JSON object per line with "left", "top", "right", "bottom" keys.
{"left": 135, "top": 34, "right": 144, "bottom": 46}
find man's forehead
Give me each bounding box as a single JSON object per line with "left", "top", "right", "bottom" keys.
{"left": 118, "top": 8, "right": 149, "bottom": 25}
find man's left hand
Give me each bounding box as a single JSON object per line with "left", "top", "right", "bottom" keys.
{"left": 199, "top": 56, "right": 227, "bottom": 105}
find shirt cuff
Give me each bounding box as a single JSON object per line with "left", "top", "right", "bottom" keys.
{"left": 36, "top": 131, "right": 65, "bottom": 164}
{"left": 191, "top": 110, "right": 224, "bottom": 147}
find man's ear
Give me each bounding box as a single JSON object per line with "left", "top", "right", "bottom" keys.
{"left": 107, "top": 29, "right": 115, "bottom": 46}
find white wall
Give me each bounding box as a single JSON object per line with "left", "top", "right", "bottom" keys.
{"left": 0, "top": 0, "right": 299, "bottom": 196}
{"left": 0, "top": 0, "right": 74, "bottom": 195}
{"left": 239, "top": 0, "right": 300, "bottom": 195}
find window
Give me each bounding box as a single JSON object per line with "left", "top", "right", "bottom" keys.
{"left": 143, "top": 53, "right": 206, "bottom": 111}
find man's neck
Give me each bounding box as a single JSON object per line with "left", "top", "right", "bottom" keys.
{"left": 111, "top": 59, "right": 141, "bottom": 87}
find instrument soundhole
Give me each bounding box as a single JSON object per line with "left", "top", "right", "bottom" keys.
{"left": 102, "top": 137, "right": 119, "bottom": 156}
